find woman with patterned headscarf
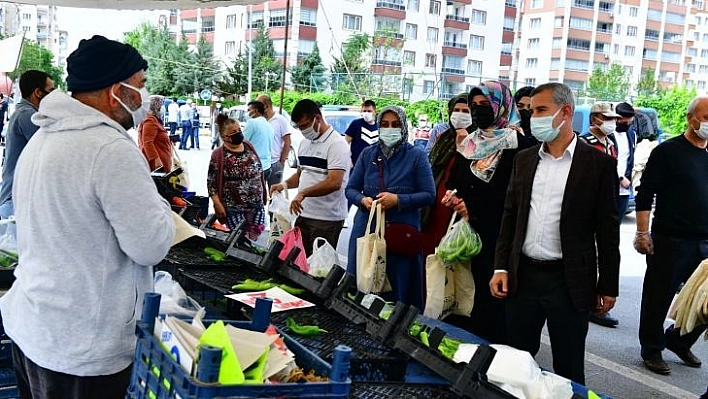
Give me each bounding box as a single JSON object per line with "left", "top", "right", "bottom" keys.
{"left": 441, "top": 80, "right": 537, "bottom": 344}
{"left": 345, "top": 106, "right": 436, "bottom": 308}
{"left": 137, "top": 95, "right": 173, "bottom": 172}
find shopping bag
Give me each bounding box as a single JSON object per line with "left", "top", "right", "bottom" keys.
{"left": 0, "top": 218, "right": 17, "bottom": 268}
{"left": 268, "top": 191, "right": 294, "bottom": 246}
{"left": 307, "top": 237, "right": 339, "bottom": 278}
{"left": 437, "top": 215, "right": 482, "bottom": 263}
{"left": 443, "top": 261, "right": 475, "bottom": 319}
{"left": 356, "top": 201, "right": 391, "bottom": 294}
{"left": 171, "top": 146, "right": 190, "bottom": 189}
{"left": 277, "top": 227, "right": 309, "bottom": 273}
{"left": 423, "top": 253, "right": 446, "bottom": 318}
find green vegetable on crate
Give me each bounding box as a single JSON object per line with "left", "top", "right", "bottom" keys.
{"left": 437, "top": 221, "right": 482, "bottom": 263}
{"left": 232, "top": 278, "right": 276, "bottom": 291}
{"left": 279, "top": 284, "right": 305, "bottom": 295}
{"left": 0, "top": 249, "right": 18, "bottom": 268}
{"left": 437, "top": 337, "right": 462, "bottom": 360}
{"left": 420, "top": 331, "right": 430, "bottom": 347}
{"left": 204, "top": 247, "right": 226, "bottom": 262}
{"left": 286, "top": 317, "right": 327, "bottom": 336}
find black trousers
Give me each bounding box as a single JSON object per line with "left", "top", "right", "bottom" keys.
{"left": 12, "top": 343, "right": 132, "bottom": 399}
{"left": 639, "top": 233, "right": 708, "bottom": 360}
{"left": 505, "top": 258, "right": 589, "bottom": 384}
{"left": 294, "top": 216, "right": 344, "bottom": 257}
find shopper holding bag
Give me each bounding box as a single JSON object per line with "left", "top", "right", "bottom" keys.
{"left": 346, "top": 106, "right": 435, "bottom": 308}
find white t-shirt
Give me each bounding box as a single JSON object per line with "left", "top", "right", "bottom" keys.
{"left": 268, "top": 113, "right": 291, "bottom": 164}
{"left": 614, "top": 131, "right": 631, "bottom": 196}
{"left": 297, "top": 127, "right": 350, "bottom": 221}
{"left": 167, "top": 102, "right": 179, "bottom": 123}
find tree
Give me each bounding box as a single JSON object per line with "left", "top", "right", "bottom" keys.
{"left": 218, "top": 48, "right": 248, "bottom": 98}
{"left": 637, "top": 68, "right": 657, "bottom": 97}
{"left": 585, "top": 63, "right": 630, "bottom": 101}
{"left": 9, "top": 39, "right": 64, "bottom": 89}
{"left": 172, "top": 35, "right": 197, "bottom": 96}
{"left": 124, "top": 22, "right": 182, "bottom": 96}
{"left": 636, "top": 85, "right": 696, "bottom": 137}
{"left": 250, "top": 25, "right": 282, "bottom": 92}
{"left": 290, "top": 44, "right": 326, "bottom": 91}
{"left": 330, "top": 33, "right": 371, "bottom": 95}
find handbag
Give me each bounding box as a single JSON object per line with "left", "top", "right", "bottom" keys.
{"left": 171, "top": 145, "right": 190, "bottom": 188}
{"left": 375, "top": 157, "right": 424, "bottom": 256}
{"left": 277, "top": 227, "right": 309, "bottom": 273}
{"left": 356, "top": 201, "right": 392, "bottom": 294}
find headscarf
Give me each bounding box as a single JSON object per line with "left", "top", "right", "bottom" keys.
{"left": 458, "top": 80, "right": 520, "bottom": 182}
{"left": 513, "top": 86, "right": 535, "bottom": 106}
{"left": 428, "top": 93, "right": 469, "bottom": 185}
{"left": 377, "top": 105, "right": 409, "bottom": 159}
{"left": 149, "top": 95, "right": 164, "bottom": 118}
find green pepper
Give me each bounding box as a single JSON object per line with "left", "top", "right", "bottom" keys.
{"left": 420, "top": 331, "right": 430, "bottom": 347}
{"left": 232, "top": 278, "right": 276, "bottom": 291}
{"left": 437, "top": 337, "right": 462, "bottom": 360}
{"left": 286, "top": 317, "right": 327, "bottom": 336}
{"left": 204, "top": 247, "right": 226, "bottom": 259}
{"left": 278, "top": 284, "right": 305, "bottom": 295}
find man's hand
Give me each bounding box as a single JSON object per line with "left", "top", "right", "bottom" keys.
{"left": 361, "top": 196, "right": 374, "bottom": 210}
{"left": 376, "top": 192, "right": 399, "bottom": 210}
{"left": 290, "top": 193, "right": 305, "bottom": 215}
{"left": 490, "top": 272, "right": 508, "bottom": 298}
{"left": 596, "top": 295, "right": 616, "bottom": 315}
{"left": 634, "top": 233, "right": 654, "bottom": 255}
{"left": 269, "top": 183, "right": 285, "bottom": 197}
{"left": 620, "top": 176, "right": 631, "bottom": 189}
{"left": 214, "top": 202, "right": 227, "bottom": 224}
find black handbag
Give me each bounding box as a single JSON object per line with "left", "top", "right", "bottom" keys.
{"left": 377, "top": 157, "right": 423, "bottom": 256}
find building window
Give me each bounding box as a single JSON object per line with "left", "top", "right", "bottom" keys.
{"left": 429, "top": 0, "right": 441, "bottom": 14}
{"left": 645, "top": 9, "right": 661, "bottom": 22}
{"left": 425, "top": 53, "right": 436, "bottom": 68}
{"left": 629, "top": 6, "right": 638, "bottom": 17}
{"left": 405, "top": 23, "right": 418, "bottom": 39}
{"left": 643, "top": 48, "right": 657, "bottom": 60}
{"left": 566, "top": 58, "right": 589, "bottom": 71}
{"left": 525, "top": 58, "right": 538, "bottom": 68}
{"left": 504, "top": 16, "right": 515, "bottom": 31}
{"left": 552, "top": 37, "right": 563, "bottom": 49}
{"left": 182, "top": 18, "right": 197, "bottom": 34}
{"left": 300, "top": 8, "right": 317, "bottom": 26}
{"left": 699, "top": 81, "right": 706, "bottom": 90}
{"left": 342, "top": 14, "right": 362, "bottom": 31}
{"left": 226, "top": 14, "right": 237, "bottom": 29}
{"left": 403, "top": 50, "right": 415, "bottom": 66}
{"left": 408, "top": 0, "right": 419, "bottom": 11}
{"left": 531, "top": 0, "right": 543, "bottom": 8}
{"left": 201, "top": 16, "right": 215, "bottom": 33}
{"left": 688, "top": 48, "right": 697, "bottom": 57}
{"left": 528, "top": 38, "right": 540, "bottom": 49}
{"left": 269, "top": 9, "right": 292, "bottom": 27}
{"left": 699, "top": 65, "right": 708, "bottom": 74}
{"left": 662, "top": 52, "right": 680, "bottom": 63}
{"left": 624, "top": 46, "right": 635, "bottom": 56}
{"left": 615, "top": 23, "right": 621, "bottom": 34}
{"left": 225, "top": 41, "right": 236, "bottom": 56}
{"left": 525, "top": 78, "right": 536, "bottom": 86}
{"left": 569, "top": 17, "right": 592, "bottom": 30}
{"left": 471, "top": 9, "right": 486, "bottom": 24}
{"left": 687, "top": 80, "right": 695, "bottom": 89}
{"left": 550, "top": 58, "right": 560, "bottom": 70}
{"left": 467, "top": 60, "right": 482, "bottom": 75}
{"left": 427, "top": 27, "right": 439, "bottom": 42}
{"left": 501, "top": 42, "right": 512, "bottom": 55}
{"left": 613, "top": 43, "right": 619, "bottom": 54}
{"left": 298, "top": 40, "right": 316, "bottom": 56}
{"left": 469, "top": 35, "right": 485, "bottom": 50}
{"left": 687, "top": 63, "right": 696, "bottom": 73}
{"left": 529, "top": 17, "right": 541, "bottom": 29}
{"left": 22, "top": 13, "right": 31, "bottom": 20}
{"left": 567, "top": 38, "right": 591, "bottom": 51}
{"left": 554, "top": 16, "right": 564, "bottom": 27}
{"left": 555, "top": 0, "right": 565, "bottom": 6}
{"left": 627, "top": 26, "right": 638, "bottom": 36}
{"left": 423, "top": 80, "right": 434, "bottom": 94}
{"left": 701, "top": 49, "right": 708, "bottom": 58}
{"left": 248, "top": 11, "right": 264, "bottom": 29}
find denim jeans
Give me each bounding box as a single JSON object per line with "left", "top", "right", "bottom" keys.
{"left": 0, "top": 200, "right": 14, "bottom": 219}
{"left": 191, "top": 123, "right": 200, "bottom": 149}
{"left": 179, "top": 122, "right": 192, "bottom": 149}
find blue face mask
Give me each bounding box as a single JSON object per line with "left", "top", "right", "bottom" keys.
{"left": 379, "top": 128, "right": 402, "bottom": 147}
{"left": 530, "top": 107, "right": 565, "bottom": 142}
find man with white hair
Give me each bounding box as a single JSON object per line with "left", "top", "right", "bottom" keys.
{"left": 635, "top": 96, "right": 708, "bottom": 375}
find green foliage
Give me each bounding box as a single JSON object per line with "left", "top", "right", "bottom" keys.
{"left": 585, "top": 63, "right": 630, "bottom": 101}
{"left": 172, "top": 35, "right": 198, "bottom": 96}
{"left": 330, "top": 33, "right": 371, "bottom": 94}
{"left": 251, "top": 25, "right": 282, "bottom": 92}
{"left": 636, "top": 85, "right": 696, "bottom": 137}
{"left": 290, "top": 44, "right": 326, "bottom": 91}
{"left": 406, "top": 99, "right": 448, "bottom": 125}
{"left": 218, "top": 49, "right": 248, "bottom": 97}
{"left": 636, "top": 68, "right": 657, "bottom": 97}
{"left": 9, "top": 39, "right": 64, "bottom": 89}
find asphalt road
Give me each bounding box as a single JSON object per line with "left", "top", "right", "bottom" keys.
{"left": 177, "top": 141, "right": 708, "bottom": 398}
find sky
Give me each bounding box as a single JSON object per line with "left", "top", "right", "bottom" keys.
{"left": 57, "top": 7, "right": 163, "bottom": 54}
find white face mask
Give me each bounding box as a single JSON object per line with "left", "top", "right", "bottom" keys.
{"left": 301, "top": 118, "right": 321, "bottom": 141}
{"left": 596, "top": 119, "right": 616, "bottom": 135}
{"left": 379, "top": 127, "right": 402, "bottom": 146}
{"left": 112, "top": 82, "right": 149, "bottom": 128}
{"left": 530, "top": 108, "right": 565, "bottom": 142}
{"left": 694, "top": 117, "right": 708, "bottom": 140}
{"left": 450, "top": 111, "right": 473, "bottom": 129}
{"left": 362, "top": 111, "right": 375, "bottom": 123}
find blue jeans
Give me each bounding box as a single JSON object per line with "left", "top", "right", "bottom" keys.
{"left": 168, "top": 122, "right": 177, "bottom": 135}
{"left": 0, "top": 200, "right": 14, "bottom": 219}
{"left": 191, "top": 123, "right": 200, "bottom": 149}
{"left": 179, "top": 122, "right": 192, "bottom": 149}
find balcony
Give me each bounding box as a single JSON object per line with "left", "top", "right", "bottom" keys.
{"left": 443, "top": 41, "right": 467, "bottom": 49}
{"left": 373, "top": 59, "right": 403, "bottom": 67}
{"left": 376, "top": 0, "right": 405, "bottom": 10}
{"left": 444, "top": 14, "right": 470, "bottom": 29}
{"left": 441, "top": 67, "right": 465, "bottom": 75}
{"left": 375, "top": 30, "right": 404, "bottom": 39}
{"left": 505, "top": 0, "right": 517, "bottom": 6}
{"left": 442, "top": 41, "right": 468, "bottom": 56}
{"left": 375, "top": 1, "right": 406, "bottom": 19}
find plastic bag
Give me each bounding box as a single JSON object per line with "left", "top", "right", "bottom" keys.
{"left": 307, "top": 237, "right": 339, "bottom": 278}
{"left": 268, "top": 191, "right": 294, "bottom": 246}
{"left": 154, "top": 271, "right": 203, "bottom": 318}
{"left": 0, "top": 218, "right": 17, "bottom": 268}
{"left": 437, "top": 219, "right": 482, "bottom": 263}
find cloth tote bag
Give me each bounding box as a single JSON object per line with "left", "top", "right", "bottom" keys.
{"left": 356, "top": 201, "right": 391, "bottom": 294}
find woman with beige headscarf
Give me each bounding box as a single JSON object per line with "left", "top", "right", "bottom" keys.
{"left": 138, "top": 95, "right": 173, "bottom": 172}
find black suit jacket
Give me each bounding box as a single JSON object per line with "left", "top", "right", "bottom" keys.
{"left": 495, "top": 139, "right": 621, "bottom": 311}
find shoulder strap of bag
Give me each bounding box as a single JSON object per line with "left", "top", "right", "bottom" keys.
{"left": 377, "top": 156, "right": 384, "bottom": 192}
{"left": 447, "top": 212, "right": 458, "bottom": 232}
{"left": 366, "top": 200, "right": 379, "bottom": 234}
{"left": 377, "top": 202, "right": 385, "bottom": 238}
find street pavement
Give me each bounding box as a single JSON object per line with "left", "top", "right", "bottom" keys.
{"left": 174, "top": 139, "right": 708, "bottom": 398}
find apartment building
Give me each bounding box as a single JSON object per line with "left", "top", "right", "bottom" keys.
{"left": 0, "top": 4, "right": 67, "bottom": 69}
{"left": 173, "top": 0, "right": 516, "bottom": 102}
{"left": 512, "top": 0, "right": 693, "bottom": 96}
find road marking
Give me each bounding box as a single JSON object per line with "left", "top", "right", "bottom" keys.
{"left": 540, "top": 334, "right": 697, "bottom": 399}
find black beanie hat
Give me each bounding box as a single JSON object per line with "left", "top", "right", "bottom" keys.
{"left": 66, "top": 35, "right": 148, "bottom": 93}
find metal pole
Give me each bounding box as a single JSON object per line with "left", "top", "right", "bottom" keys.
{"left": 278, "top": 0, "right": 291, "bottom": 114}
{"left": 247, "top": 4, "right": 253, "bottom": 103}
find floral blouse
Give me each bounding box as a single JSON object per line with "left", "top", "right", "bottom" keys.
{"left": 207, "top": 145, "right": 266, "bottom": 211}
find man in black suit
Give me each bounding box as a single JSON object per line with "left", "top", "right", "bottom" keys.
{"left": 490, "top": 83, "right": 620, "bottom": 384}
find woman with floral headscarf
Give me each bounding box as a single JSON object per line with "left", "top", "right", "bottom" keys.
{"left": 442, "top": 80, "right": 537, "bottom": 344}
{"left": 138, "top": 95, "right": 173, "bottom": 172}
{"left": 346, "top": 106, "right": 436, "bottom": 308}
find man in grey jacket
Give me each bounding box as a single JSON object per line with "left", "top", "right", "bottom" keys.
{"left": 0, "top": 70, "right": 55, "bottom": 218}
{"left": 0, "top": 35, "right": 175, "bottom": 398}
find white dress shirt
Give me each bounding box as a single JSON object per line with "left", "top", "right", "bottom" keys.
{"left": 614, "top": 131, "right": 632, "bottom": 196}
{"left": 521, "top": 135, "right": 578, "bottom": 260}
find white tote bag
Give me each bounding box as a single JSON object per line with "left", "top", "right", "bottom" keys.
{"left": 356, "top": 201, "right": 391, "bottom": 294}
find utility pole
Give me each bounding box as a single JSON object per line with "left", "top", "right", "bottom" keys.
{"left": 247, "top": 4, "right": 253, "bottom": 103}
{"left": 277, "top": 0, "right": 291, "bottom": 114}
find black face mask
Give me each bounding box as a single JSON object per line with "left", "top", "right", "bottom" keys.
{"left": 471, "top": 105, "right": 496, "bottom": 129}
{"left": 518, "top": 109, "right": 532, "bottom": 134}
{"left": 227, "top": 132, "right": 244, "bottom": 145}
{"left": 616, "top": 122, "right": 630, "bottom": 133}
